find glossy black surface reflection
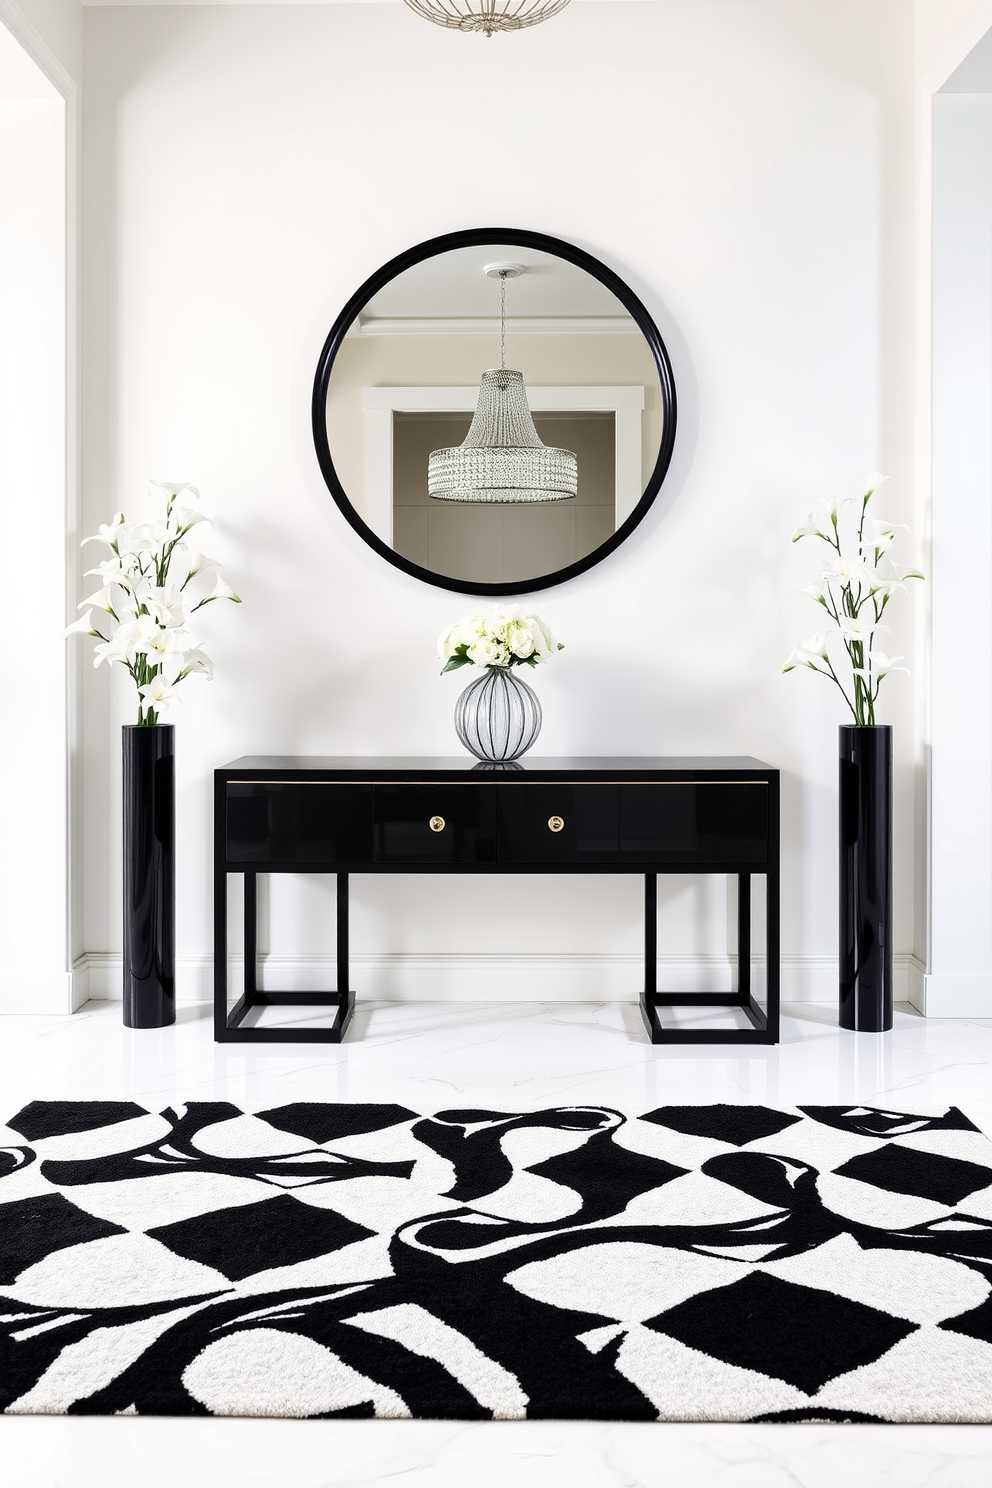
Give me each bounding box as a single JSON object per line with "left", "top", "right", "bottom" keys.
{"left": 214, "top": 757, "right": 780, "bottom": 1048}
{"left": 374, "top": 784, "right": 497, "bottom": 864}
{"left": 498, "top": 784, "right": 618, "bottom": 863}
{"left": 839, "top": 726, "right": 893, "bottom": 1032}
{"left": 620, "top": 784, "right": 768, "bottom": 866}
{"left": 123, "top": 725, "right": 175, "bottom": 1029}
{"left": 227, "top": 782, "right": 372, "bottom": 865}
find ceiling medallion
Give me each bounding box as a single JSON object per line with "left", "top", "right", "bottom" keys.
{"left": 403, "top": 1, "right": 572, "bottom": 38}
{"left": 428, "top": 264, "right": 578, "bottom": 505}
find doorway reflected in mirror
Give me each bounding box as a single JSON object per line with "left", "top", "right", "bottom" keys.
{"left": 313, "top": 229, "right": 677, "bottom": 595}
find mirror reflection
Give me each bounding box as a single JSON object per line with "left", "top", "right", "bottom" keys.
{"left": 323, "top": 242, "right": 665, "bottom": 587}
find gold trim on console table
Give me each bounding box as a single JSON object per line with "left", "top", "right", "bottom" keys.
{"left": 229, "top": 779, "right": 771, "bottom": 788}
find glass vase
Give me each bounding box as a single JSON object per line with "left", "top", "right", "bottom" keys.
{"left": 454, "top": 665, "right": 542, "bottom": 763}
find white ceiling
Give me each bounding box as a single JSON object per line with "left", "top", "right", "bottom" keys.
{"left": 77, "top": 2, "right": 403, "bottom": 6}
{"left": 363, "top": 243, "right": 630, "bottom": 321}
{"left": 78, "top": 1, "right": 664, "bottom": 7}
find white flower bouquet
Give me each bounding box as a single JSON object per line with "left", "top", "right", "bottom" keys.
{"left": 783, "top": 473, "right": 922, "bottom": 726}
{"left": 438, "top": 606, "right": 563, "bottom": 674}
{"left": 66, "top": 481, "right": 241, "bottom": 725}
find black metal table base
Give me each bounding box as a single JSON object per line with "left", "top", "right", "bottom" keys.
{"left": 214, "top": 872, "right": 354, "bottom": 1044}
{"left": 216, "top": 868, "right": 778, "bottom": 1046}
{"left": 639, "top": 871, "right": 779, "bottom": 1045}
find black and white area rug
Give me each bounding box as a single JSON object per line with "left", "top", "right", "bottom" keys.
{"left": 3, "top": 1100, "right": 992, "bottom": 1422}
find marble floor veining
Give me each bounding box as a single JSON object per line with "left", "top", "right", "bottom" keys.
{"left": 3, "top": 997, "right": 992, "bottom": 1487}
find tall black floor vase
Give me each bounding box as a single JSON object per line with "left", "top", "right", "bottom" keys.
{"left": 839, "top": 724, "right": 892, "bottom": 1032}
{"left": 122, "top": 724, "right": 175, "bottom": 1028}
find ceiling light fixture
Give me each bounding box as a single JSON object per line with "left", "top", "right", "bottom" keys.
{"left": 428, "top": 264, "right": 578, "bottom": 505}
{"left": 402, "top": 0, "right": 572, "bottom": 39}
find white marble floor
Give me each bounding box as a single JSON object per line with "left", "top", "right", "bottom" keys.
{"left": 3, "top": 997, "right": 992, "bottom": 1486}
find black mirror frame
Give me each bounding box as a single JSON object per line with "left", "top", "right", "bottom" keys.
{"left": 312, "top": 227, "right": 677, "bottom": 596}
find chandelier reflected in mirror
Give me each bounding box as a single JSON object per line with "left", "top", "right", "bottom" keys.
{"left": 428, "top": 265, "right": 578, "bottom": 505}
{"left": 402, "top": 0, "right": 572, "bottom": 38}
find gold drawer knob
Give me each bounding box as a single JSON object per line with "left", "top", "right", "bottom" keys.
{"left": 548, "top": 815, "right": 565, "bottom": 833}
{"left": 429, "top": 815, "right": 446, "bottom": 833}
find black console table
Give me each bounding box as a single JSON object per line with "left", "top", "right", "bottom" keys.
{"left": 214, "top": 756, "right": 779, "bottom": 1046}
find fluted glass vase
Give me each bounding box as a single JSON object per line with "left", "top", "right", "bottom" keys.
{"left": 454, "top": 665, "right": 542, "bottom": 762}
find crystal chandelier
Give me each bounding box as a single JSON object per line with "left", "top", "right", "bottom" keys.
{"left": 428, "top": 265, "right": 578, "bottom": 505}
{"left": 403, "top": 1, "right": 572, "bottom": 37}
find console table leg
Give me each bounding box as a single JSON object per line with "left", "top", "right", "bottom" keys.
{"left": 737, "top": 873, "right": 751, "bottom": 1004}
{"left": 337, "top": 872, "right": 353, "bottom": 1037}
{"left": 641, "top": 872, "right": 661, "bottom": 1039}
{"left": 766, "top": 864, "right": 781, "bottom": 1043}
{"left": 645, "top": 872, "right": 657, "bottom": 996}
{"left": 244, "top": 871, "right": 258, "bottom": 1004}
{"left": 214, "top": 865, "right": 228, "bottom": 1041}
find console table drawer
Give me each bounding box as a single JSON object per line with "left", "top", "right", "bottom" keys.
{"left": 498, "top": 785, "right": 618, "bottom": 864}
{"left": 227, "top": 783, "right": 371, "bottom": 864}
{"left": 374, "top": 785, "right": 497, "bottom": 864}
{"left": 619, "top": 784, "right": 768, "bottom": 865}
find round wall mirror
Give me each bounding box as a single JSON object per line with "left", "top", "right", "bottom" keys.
{"left": 312, "top": 228, "right": 677, "bottom": 595}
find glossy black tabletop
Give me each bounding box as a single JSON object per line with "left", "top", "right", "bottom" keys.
{"left": 220, "top": 756, "right": 776, "bottom": 780}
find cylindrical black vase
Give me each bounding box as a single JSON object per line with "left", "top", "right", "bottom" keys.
{"left": 839, "top": 724, "right": 892, "bottom": 1032}
{"left": 122, "top": 724, "right": 175, "bottom": 1028}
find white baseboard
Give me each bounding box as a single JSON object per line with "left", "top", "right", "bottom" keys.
{"left": 907, "top": 956, "right": 927, "bottom": 1015}
{"left": 920, "top": 973, "right": 992, "bottom": 1018}
{"left": 70, "top": 955, "right": 90, "bottom": 1013}
{"left": 72, "top": 951, "right": 926, "bottom": 1009}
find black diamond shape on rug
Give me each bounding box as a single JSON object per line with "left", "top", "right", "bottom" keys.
{"left": 800, "top": 1105, "right": 981, "bottom": 1139}
{"left": 257, "top": 1103, "right": 416, "bottom": 1144}
{"left": 0, "top": 1193, "right": 125, "bottom": 1284}
{"left": 148, "top": 1194, "right": 374, "bottom": 1281}
{"left": 835, "top": 1143, "right": 992, "bottom": 1205}
{"left": 646, "top": 1270, "right": 913, "bottom": 1394}
{"left": 640, "top": 1105, "right": 801, "bottom": 1147}
{"left": 528, "top": 1135, "right": 687, "bottom": 1222}
{"left": 7, "top": 1101, "right": 150, "bottom": 1142}
{"left": 939, "top": 1290, "right": 992, "bottom": 1347}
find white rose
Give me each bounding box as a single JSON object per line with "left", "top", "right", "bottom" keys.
{"left": 457, "top": 615, "right": 487, "bottom": 647}
{"left": 534, "top": 615, "right": 561, "bottom": 658}
{"left": 508, "top": 624, "right": 535, "bottom": 659}
{"left": 438, "top": 624, "right": 459, "bottom": 661}
{"left": 467, "top": 638, "right": 509, "bottom": 667}
{"left": 529, "top": 620, "right": 553, "bottom": 661}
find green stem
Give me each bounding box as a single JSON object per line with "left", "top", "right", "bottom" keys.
{"left": 820, "top": 655, "right": 856, "bottom": 717}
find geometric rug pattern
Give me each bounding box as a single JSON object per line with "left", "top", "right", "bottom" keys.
{"left": 3, "top": 1101, "right": 992, "bottom": 1421}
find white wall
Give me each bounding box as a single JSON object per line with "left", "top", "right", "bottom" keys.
{"left": 928, "top": 92, "right": 992, "bottom": 1016}
{"left": 0, "top": 2, "right": 78, "bottom": 1013}
{"left": 916, "top": 0, "right": 992, "bottom": 94}
{"left": 921, "top": 0, "right": 992, "bottom": 1015}
{"left": 906, "top": 0, "right": 992, "bottom": 1015}
{"left": 78, "top": 0, "right": 922, "bottom": 1005}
